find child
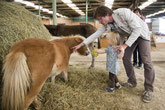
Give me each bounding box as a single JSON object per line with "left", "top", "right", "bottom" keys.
{"left": 95, "top": 32, "right": 124, "bottom": 92}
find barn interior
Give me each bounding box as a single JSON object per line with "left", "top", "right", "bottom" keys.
{"left": 0, "top": 0, "right": 165, "bottom": 110}
{"left": 13, "top": 0, "right": 165, "bottom": 47}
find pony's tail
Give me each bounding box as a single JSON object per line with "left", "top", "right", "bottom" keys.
{"left": 2, "top": 52, "right": 31, "bottom": 110}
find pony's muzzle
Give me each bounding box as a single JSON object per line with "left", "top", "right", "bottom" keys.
{"left": 85, "top": 51, "right": 90, "bottom": 56}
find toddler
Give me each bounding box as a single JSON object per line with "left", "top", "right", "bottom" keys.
{"left": 95, "top": 32, "right": 124, "bottom": 92}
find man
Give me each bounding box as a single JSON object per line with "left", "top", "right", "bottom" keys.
{"left": 72, "top": 6, "right": 155, "bottom": 103}
{"left": 132, "top": 8, "right": 145, "bottom": 69}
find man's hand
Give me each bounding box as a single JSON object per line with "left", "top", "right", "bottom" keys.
{"left": 115, "top": 44, "right": 128, "bottom": 58}
{"left": 116, "top": 44, "right": 128, "bottom": 52}
{"left": 72, "top": 43, "right": 85, "bottom": 53}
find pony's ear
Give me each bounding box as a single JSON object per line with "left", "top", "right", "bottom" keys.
{"left": 74, "top": 37, "right": 83, "bottom": 43}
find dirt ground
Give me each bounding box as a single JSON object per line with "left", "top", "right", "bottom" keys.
{"left": 69, "top": 47, "right": 165, "bottom": 110}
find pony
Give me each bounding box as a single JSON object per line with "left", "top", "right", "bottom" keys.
{"left": 45, "top": 24, "right": 100, "bottom": 68}
{"left": 2, "top": 35, "right": 89, "bottom": 110}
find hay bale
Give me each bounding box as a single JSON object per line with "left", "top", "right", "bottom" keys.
{"left": 0, "top": 2, "right": 51, "bottom": 107}
{"left": 0, "top": 1, "right": 51, "bottom": 72}
{"left": 38, "top": 67, "right": 130, "bottom": 110}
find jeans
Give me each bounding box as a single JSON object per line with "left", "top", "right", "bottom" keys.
{"left": 133, "top": 45, "right": 142, "bottom": 66}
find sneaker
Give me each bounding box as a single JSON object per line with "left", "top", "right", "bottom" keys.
{"left": 142, "top": 90, "right": 153, "bottom": 103}
{"left": 133, "top": 63, "right": 137, "bottom": 67}
{"left": 137, "top": 66, "right": 142, "bottom": 69}
{"left": 137, "top": 65, "right": 142, "bottom": 69}
{"left": 105, "top": 88, "right": 115, "bottom": 92}
{"left": 121, "top": 82, "right": 136, "bottom": 88}
{"left": 115, "top": 84, "right": 121, "bottom": 89}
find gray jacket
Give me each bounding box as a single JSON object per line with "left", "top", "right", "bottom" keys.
{"left": 83, "top": 8, "right": 150, "bottom": 47}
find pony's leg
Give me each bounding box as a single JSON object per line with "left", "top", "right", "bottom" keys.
{"left": 63, "top": 70, "right": 68, "bottom": 82}
{"left": 31, "top": 96, "right": 41, "bottom": 110}
{"left": 97, "top": 37, "right": 101, "bottom": 49}
{"left": 51, "top": 75, "right": 56, "bottom": 84}
{"left": 25, "top": 69, "right": 52, "bottom": 109}
{"left": 25, "top": 80, "right": 46, "bottom": 109}
{"left": 88, "top": 43, "right": 95, "bottom": 68}
{"left": 50, "top": 71, "right": 61, "bottom": 84}
{"left": 49, "top": 64, "right": 57, "bottom": 84}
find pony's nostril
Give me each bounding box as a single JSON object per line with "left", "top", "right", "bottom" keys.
{"left": 85, "top": 51, "right": 90, "bottom": 56}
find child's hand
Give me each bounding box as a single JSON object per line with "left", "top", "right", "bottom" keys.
{"left": 92, "top": 49, "right": 98, "bottom": 57}
{"left": 94, "top": 49, "right": 98, "bottom": 54}
{"left": 94, "top": 49, "right": 106, "bottom": 54}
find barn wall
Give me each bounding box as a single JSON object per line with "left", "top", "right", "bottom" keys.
{"left": 100, "top": 39, "right": 109, "bottom": 48}
{"left": 71, "top": 21, "right": 94, "bottom": 26}
{"left": 42, "top": 17, "right": 72, "bottom": 25}
{"left": 57, "top": 17, "right": 72, "bottom": 25}
{"left": 41, "top": 18, "right": 51, "bottom": 25}
{"left": 41, "top": 17, "right": 101, "bottom": 28}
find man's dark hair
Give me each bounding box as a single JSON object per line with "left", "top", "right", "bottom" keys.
{"left": 93, "top": 6, "right": 113, "bottom": 19}
{"left": 133, "top": 8, "right": 142, "bottom": 15}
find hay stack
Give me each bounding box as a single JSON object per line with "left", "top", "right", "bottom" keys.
{"left": 0, "top": 2, "right": 52, "bottom": 106}
{"left": 0, "top": 1, "right": 51, "bottom": 75}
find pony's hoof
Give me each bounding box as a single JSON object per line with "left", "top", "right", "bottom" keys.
{"left": 31, "top": 98, "right": 41, "bottom": 110}
{"left": 89, "top": 65, "right": 94, "bottom": 69}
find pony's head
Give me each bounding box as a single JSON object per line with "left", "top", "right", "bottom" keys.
{"left": 73, "top": 36, "right": 89, "bottom": 56}
{"left": 51, "top": 35, "right": 90, "bottom": 56}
